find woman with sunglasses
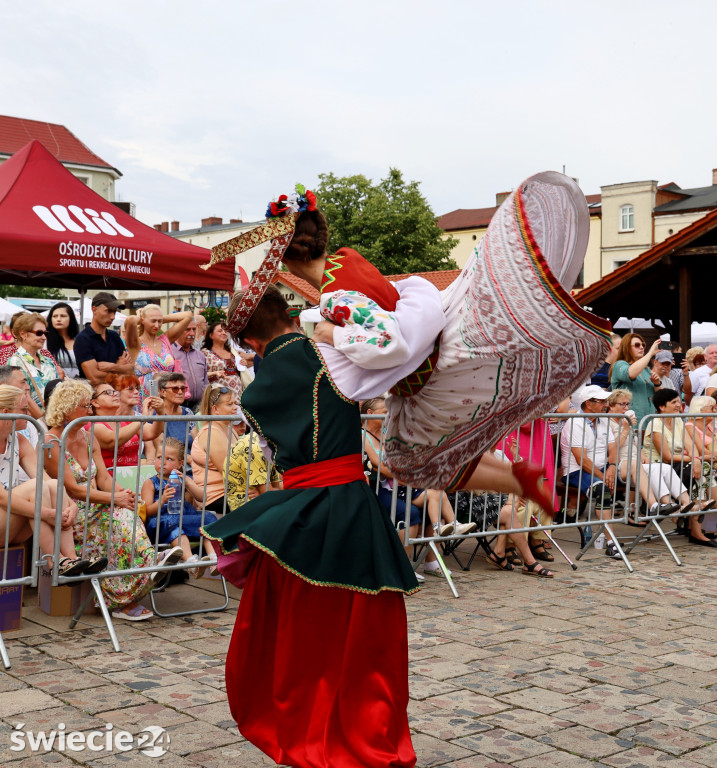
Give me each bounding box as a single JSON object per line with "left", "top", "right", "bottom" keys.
{"left": 155, "top": 372, "right": 197, "bottom": 454}
{"left": 191, "top": 384, "right": 244, "bottom": 514}
{"left": 610, "top": 333, "right": 663, "bottom": 423}
{"left": 90, "top": 374, "right": 164, "bottom": 470}
{"left": 45, "top": 379, "right": 158, "bottom": 620}
{"left": 7, "top": 312, "right": 63, "bottom": 421}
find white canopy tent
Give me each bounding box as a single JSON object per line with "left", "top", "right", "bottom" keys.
{"left": 613, "top": 317, "right": 717, "bottom": 347}
{"left": 68, "top": 299, "right": 126, "bottom": 327}
{"left": 0, "top": 297, "right": 21, "bottom": 324}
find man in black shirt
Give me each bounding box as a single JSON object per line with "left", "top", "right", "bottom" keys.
{"left": 74, "top": 292, "right": 134, "bottom": 385}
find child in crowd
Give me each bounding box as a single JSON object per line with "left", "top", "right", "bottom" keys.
{"left": 141, "top": 437, "right": 219, "bottom": 577}
{"left": 224, "top": 429, "right": 282, "bottom": 511}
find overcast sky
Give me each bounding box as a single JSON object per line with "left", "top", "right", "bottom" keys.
{"left": 3, "top": 1, "right": 715, "bottom": 229}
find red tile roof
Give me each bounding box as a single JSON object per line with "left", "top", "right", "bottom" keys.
{"left": 585, "top": 193, "right": 602, "bottom": 212}
{"left": 436, "top": 206, "right": 497, "bottom": 231}
{"left": 0, "top": 115, "right": 119, "bottom": 173}
{"left": 439, "top": 193, "right": 602, "bottom": 232}
{"left": 386, "top": 269, "right": 460, "bottom": 290}
{"left": 273, "top": 272, "right": 319, "bottom": 304}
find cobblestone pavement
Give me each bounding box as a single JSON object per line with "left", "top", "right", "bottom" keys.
{"left": 3, "top": 526, "right": 717, "bottom": 767}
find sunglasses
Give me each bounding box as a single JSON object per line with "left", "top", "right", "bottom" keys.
{"left": 163, "top": 386, "right": 186, "bottom": 393}
{"left": 94, "top": 389, "right": 119, "bottom": 398}
{"left": 210, "top": 386, "right": 231, "bottom": 407}
{"left": 28, "top": 330, "right": 47, "bottom": 337}
{"left": 632, "top": 341, "right": 645, "bottom": 348}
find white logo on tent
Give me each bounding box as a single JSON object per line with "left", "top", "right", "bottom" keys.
{"left": 32, "top": 205, "right": 135, "bottom": 238}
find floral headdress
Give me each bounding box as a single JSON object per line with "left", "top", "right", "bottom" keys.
{"left": 265, "top": 184, "right": 317, "bottom": 219}
{"left": 201, "top": 183, "right": 317, "bottom": 334}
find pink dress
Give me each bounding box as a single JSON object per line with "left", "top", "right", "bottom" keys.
{"left": 202, "top": 348, "right": 242, "bottom": 397}
{"left": 134, "top": 333, "right": 175, "bottom": 404}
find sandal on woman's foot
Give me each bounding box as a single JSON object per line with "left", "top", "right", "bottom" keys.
{"left": 511, "top": 461, "right": 555, "bottom": 519}
{"left": 522, "top": 561, "right": 554, "bottom": 578}
{"left": 486, "top": 551, "right": 513, "bottom": 571}
{"left": 188, "top": 554, "right": 212, "bottom": 579}
{"left": 505, "top": 546, "right": 523, "bottom": 566}
{"left": 112, "top": 604, "right": 153, "bottom": 621}
{"left": 83, "top": 557, "right": 109, "bottom": 575}
{"left": 529, "top": 541, "right": 554, "bottom": 562}
{"left": 58, "top": 558, "right": 90, "bottom": 577}
{"left": 680, "top": 501, "right": 696, "bottom": 514}
{"left": 150, "top": 546, "right": 184, "bottom": 584}
{"left": 700, "top": 500, "right": 716, "bottom": 512}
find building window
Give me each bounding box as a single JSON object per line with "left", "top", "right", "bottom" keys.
{"left": 73, "top": 174, "right": 90, "bottom": 186}
{"left": 619, "top": 204, "right": 634, "bottom": 232}
{"left": 612, "top": 259, "right": 629, "bottom": 270}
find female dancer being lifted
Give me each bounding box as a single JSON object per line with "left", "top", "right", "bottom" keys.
{"left": 203, "top": 173, "right": 611, "bottom": 514}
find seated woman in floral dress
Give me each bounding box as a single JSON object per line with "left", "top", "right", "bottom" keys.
{"left": 44, "top": 379, "right": 159, "bottom": 620}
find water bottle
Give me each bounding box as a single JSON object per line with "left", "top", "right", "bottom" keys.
{"left": 583, "top": 524, "right": 593, "bottom": 544}
{"left": 166, "top": 470, "right": 183, "bottom": 515}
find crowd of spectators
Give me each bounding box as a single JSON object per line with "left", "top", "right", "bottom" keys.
{"left": 2, "top": 293, "right": 717, "bottom": 615}
{"left": 558, "top": 336, "right": 717, "bottom": 559}
{"left": 0, "top": 295, "right": 262, "bottom": 620}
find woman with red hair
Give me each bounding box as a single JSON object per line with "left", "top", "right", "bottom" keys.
{"left": 90, "top": 374, "right": 165, "bottom": 469}
{"left": 610, "top": 333, "right": 662, "bottom": 423}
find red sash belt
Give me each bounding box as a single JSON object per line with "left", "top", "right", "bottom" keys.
{"left": 282, "top": 454, "right": 366, "bottom": 489}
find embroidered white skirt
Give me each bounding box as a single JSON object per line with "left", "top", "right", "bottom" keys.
{"left": 383, "top": 172, "right": 612, "bottom": 489}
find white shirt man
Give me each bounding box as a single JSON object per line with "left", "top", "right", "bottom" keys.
{"left": 690, "top": 344, "right": 717, "bottom": 397}
{"left": 560, "top": 385, "right": 617, "bottom": 498}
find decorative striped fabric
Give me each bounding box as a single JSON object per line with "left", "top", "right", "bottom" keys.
{"left": 383, "top": 171, "right": 612, "bottom": 489}
{"left": 201, "top": 213, "right": 298, "bottom": 269}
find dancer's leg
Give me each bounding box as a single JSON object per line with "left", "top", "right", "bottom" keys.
{"left": 461, "top": 453, "right": 522, "bottom": 495}
{"left": 460, "top": 454, "right": 554, "bottom": 518}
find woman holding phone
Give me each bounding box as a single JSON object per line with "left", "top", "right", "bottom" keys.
{"left": 610, "top": 334, "right": 662, "bottom": 423}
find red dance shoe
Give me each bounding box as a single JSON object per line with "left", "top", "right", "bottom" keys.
{"left": 511, "top": 461, "right": 555, "bottom": 520}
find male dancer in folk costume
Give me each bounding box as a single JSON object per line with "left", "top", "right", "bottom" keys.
{"left": 203, "top": 286, "right": 419, "bottom": 768}
{"left": 203, "top": 173, "right": 612, "bottom": 514}
{"left": 202, "top": 173, "right": 611, "bottom": 767}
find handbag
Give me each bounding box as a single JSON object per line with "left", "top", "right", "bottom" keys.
{"left": 15, "top": 351, "right": 51, "bottom": 409}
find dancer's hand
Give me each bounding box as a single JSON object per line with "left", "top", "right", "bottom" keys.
{"left": 313, "top": 322, "right": 336, "bottom": 346}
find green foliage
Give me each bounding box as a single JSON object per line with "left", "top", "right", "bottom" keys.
{"left": 0, "top": 285, "right": 64, "bottom": 300}
{"left": 314, "top": 169, "right": 458, "bottom": 275}
{"left": 200, "top": 306, "right": 227, "bottom": 326}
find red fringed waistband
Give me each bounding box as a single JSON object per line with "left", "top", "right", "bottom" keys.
{"left": 282, "top": 454, "right": 366, "bottom": 489}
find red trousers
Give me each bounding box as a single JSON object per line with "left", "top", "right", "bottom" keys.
{"left": 226, "top": 550, "right": 416, "bottom": 768}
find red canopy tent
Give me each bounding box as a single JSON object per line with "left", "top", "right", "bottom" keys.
{"left": 0, "top": 140, "right": 235, "bottom": 291}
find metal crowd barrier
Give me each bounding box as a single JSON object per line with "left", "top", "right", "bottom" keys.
{"left": 48, "top": 413, "right": 250, "bottom": 651}
{"left": 362, "top": 410, "right": 717, "bottom": 596}
{"left": 623, "top": 412, "right": 717, "bottom": 565}
{"left": 390, "top": 411, "right": 717, "bottom": 594}
{"left": 0, "top": 415, "right": 45, "bottom": 669}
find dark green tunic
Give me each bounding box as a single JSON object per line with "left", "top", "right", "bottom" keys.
{"left": 203, "top": 333, "right": 418, "bottom": 595}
